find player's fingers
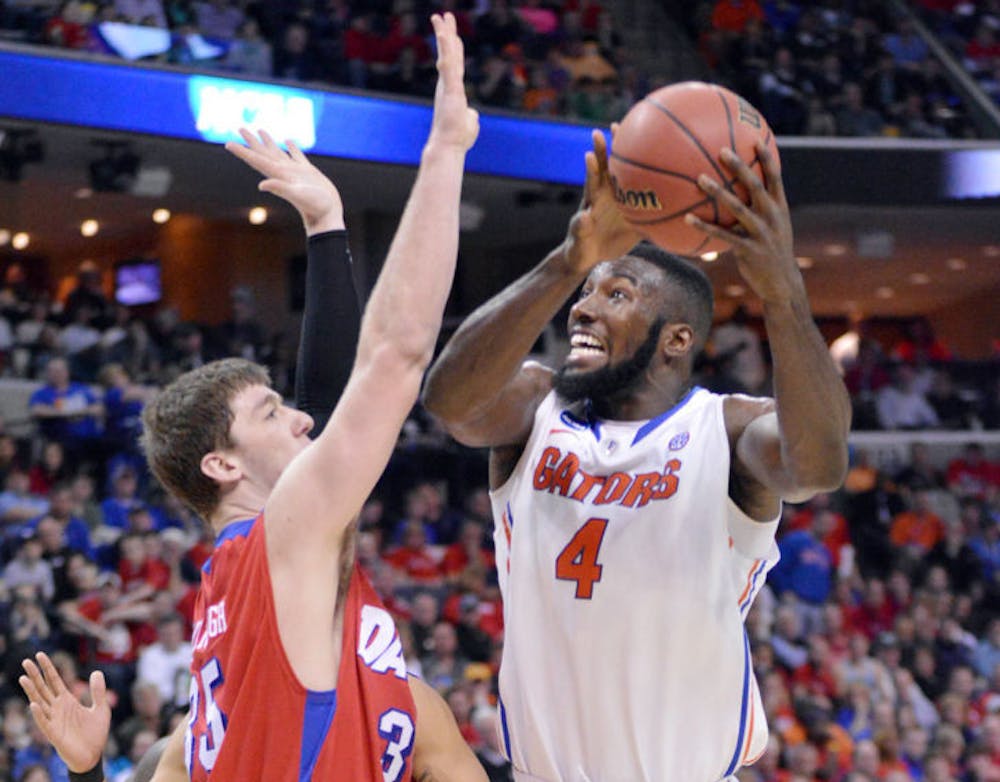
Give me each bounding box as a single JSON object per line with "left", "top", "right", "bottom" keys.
{"left": 696, "top": 174, "right": 760, "bottom": 234}
{"left": 581, "top": 150, "right": 598, "bottom": 206}
{"left": 610, "top": 121, "right": 620, "bottom": 138}
{"left": 21, "top": 659, "right": 53, "bottom": 706}
{"left": 19, "top": 674, "right": 48, "bottom": 710}
{"left": 756, "top": 139, "right": 787, "bottom": 206}
{"left": 237, "top": 127, "right": 266, "bottom": 153}
{"left": 286, "top": 140, "right": 309, "bottom": 164}
{"left": 684, "top": 213, "right": 747, "bottom": 251}
{"left": 27, "top": 703, "right": 58, "bottom": 744}
{"left": 258, "top": 129, "right": 285, "bottom": 156}
{"left": 432, "top": 15, "right": 461, "bottom": 93}
{"left": 718, "top": 148, "right": 769, "bottom": 211}
{"left": 36, "top": 652, "right": 68, "bottom": 697}
{"left": 89, "top": 670, "right": 108, "bottom": 711}
{"left": 226, "top": 142, "right": 285, "bottom": 179}
{"left": 591, "top": 129, "right": 608, "bottom": 173}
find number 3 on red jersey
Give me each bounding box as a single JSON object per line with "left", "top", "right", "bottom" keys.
{"left": 555, "top": 517, "right": 608, "bottom": 599}
{"left": 185, "top": 658, "right": 227, "bottom": 775}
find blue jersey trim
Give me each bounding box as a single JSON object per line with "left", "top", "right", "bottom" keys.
{"left": 299, "top": 688, "right": 338, "bottom": 782}
{"left": 202, "top": 517, "right": 258, "bottom": 574}
{"left": 630, "top": 386, "right": 701, "bottom": 446}
{"left": 723, "top": 632, "right": 752, "bottom": 777}
{"left": 498, "top": 697, "right": 512, "bottom": 762}
{"left": 739, "top": 560, "right": 769, "bottom": 615}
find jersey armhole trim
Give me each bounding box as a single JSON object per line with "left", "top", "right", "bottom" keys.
{"left": 727, "top": 497, "right": 780, "bottom": 560}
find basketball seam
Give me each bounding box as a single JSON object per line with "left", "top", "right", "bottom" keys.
{"left": 609, "top": 151, "right": 702, "bottom": 184}
{"left": 643, "top": 96, "right": 727, "bottom": 223}
{"left": 715, "top": 86, "right": 737, "bottom": 156}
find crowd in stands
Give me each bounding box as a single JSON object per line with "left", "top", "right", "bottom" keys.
{"left": 912, "top": 0, "right": 1000, "bottom": 107}
{"left": 0, "top": 0, "right": 644, "bottom": 125}
{"left": 686, "top": 0, "right": 980, "bottom": 138}
{"left": 0, "top": 253, "right": 994, "bottom": 781}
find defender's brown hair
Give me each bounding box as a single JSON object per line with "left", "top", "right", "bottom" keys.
{"left": 140, "top": 358, "right": 269, "bottom": 520}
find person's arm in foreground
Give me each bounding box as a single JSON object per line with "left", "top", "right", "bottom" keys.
{"left": 225, "top": 128, "right": 362, "bottom": 434}
{"left": 422, "top": 127, "right": 640, "bottom": 449}
{"left": 409, "top": 676, "right": 488, "bottom": 781}
{"left": 687, "top": 142, "right": 851, "bottom": 502}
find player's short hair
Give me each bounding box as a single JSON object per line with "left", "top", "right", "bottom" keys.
{"left": 625, "top": 240, "right": 714, "bottom": 351}
{"left": 141, "top": 358, "right": 269, "bottom": 520}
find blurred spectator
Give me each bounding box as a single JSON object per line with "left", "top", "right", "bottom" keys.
{"left": 113, "top": 0, "right": 166, "bottom": 28}
{"left": 877, "top": 364, "right": 940, "bottom": 430}
{"left": 29, "top": 441, "right": 69, "bottom": 496}
{"left": 28, "top": 357, "right": 104, "bottom": 455}
{"left": 759, "top": 47, "right": 809, "bottom": 135}
{"left": 890, "top": 489, "right": 946, "bottom": 560}
{"left": 835, "top": 82, "right": 884, "bottom": 137}
{"left": 223, "top": 18, "right": 272, "bottom": 76}
{"left": 11, "top": 719, "right": 68, "bottom": 782}
{"left": 710, "top": 305, "right": 767, "bottom": 394}
{"left": 98, "top": 363, "right": 156, "bottom": 454}
{"left": 472, "top": 707, "right": 513, "bottom": 781}
{"left": 711, "top": 0, "right": 764, "bottom": 34}
{"left": 771, "top": 511, "right": 835, "bottom": 631}
{"left": 273, "top": 20, "right": 318, "bottom": 82}
{"left": 442, "top": 520, "right": 495, "bottom": 581}
{"left": 421, "top": 621, "right": 469, "bottom": 691}
{"left": 926, "top": 369, "right": 972, "bottom": 429}
{"left": 385, "top": 520, "right": 443, "bottom": 588}
{"left": 3, "top": 534, "right": 54, "bottom": 602}
{"left": 192, "top": 0, "right": 243, "bottom": 39}
{"left": 63, "top": 260, "right": 111, "bottom": 328}
{"left": 893, "top": 319, "right": 953, "bottom": 364}
{"left": 100, "top": 464, "right": 144, "bottom": 531}
{"left": 215, "top": 285, "right": 267, "bottom": 363}
{"left": 946, "top": 444, "right": 999, "bottom": 501}
{"left": 136, "top": 612, "right": 191, "bottom": 708}
{"left": 0, "top": 469, "right": 49, "bottom": 525}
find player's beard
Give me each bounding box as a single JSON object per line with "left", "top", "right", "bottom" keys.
{"left": 553, "top": 318, "right": 664, "bottom": 406}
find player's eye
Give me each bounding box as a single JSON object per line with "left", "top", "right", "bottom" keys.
{"left": 610, "top": 288, "right": 628, "bottom": 300}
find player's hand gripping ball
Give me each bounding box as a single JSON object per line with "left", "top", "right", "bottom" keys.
{"left": 608, "top": 81, "right": 780, "bottom": 257}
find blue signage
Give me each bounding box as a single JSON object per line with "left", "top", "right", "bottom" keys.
{"left": 0, "top": 48, "right": 596, "bottom": 185}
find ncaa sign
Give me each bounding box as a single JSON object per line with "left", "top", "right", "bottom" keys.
{"left": 188, "top": 75, "right": 318, "bottom": 150}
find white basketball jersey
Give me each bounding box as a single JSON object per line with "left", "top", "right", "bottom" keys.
{"left": 490, "top": 387, "right": 780, "bottom": 782}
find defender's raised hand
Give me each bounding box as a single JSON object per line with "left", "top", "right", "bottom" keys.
{"left": 686, "top": 141, "right": 804, "bottom": 304}
{"left": 427, "top": 13, "right": 479, "bottom": 152}
{"left": 225, "top": 128, "right": 345, "bottom": 235}
{"left": 19, "top": 652, "right": 110, "bottom": 774}
{"left": 565, "top": 125, "right": 641, "bottom": 273}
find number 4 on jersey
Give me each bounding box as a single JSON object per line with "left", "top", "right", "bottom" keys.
{"left": 555, "top": 517, "right": 608, "bottom": 599}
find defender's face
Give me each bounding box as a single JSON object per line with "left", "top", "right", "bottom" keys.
{"left": 226, "top": 384, "right": 314, "bottom": 491}
{"left": 564, "top": 258, "right": 662, "bottom": 376}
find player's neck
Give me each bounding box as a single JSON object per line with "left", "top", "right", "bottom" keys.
{"left": 592, "top": 372, "right": 692, "bottom": 422}
{"left": 209, "top": 485, "right": 270, "bottom": 535}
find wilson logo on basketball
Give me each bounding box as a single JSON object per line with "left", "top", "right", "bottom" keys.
{"left": 611, "top": 175, "right": 663, "bottom": 211}
{"left": 737, "top": 98, "right": 762, "bottom": 129}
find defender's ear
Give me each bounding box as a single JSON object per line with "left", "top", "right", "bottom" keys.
{"left": 659, "top": 323, "right": 695, "bottom": 358}
{"left": 200, "top": 450, "right": 242, "bottom": 485}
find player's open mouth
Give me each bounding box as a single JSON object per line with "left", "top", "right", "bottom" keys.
{"left": 567, "top": 332, "right": 607, "bottom": 365}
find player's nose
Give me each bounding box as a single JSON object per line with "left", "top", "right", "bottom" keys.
{"left": 293, "top": 410, "right": 314, "bottom": 438}
{"left": 569, "top": 292, "right": 597, "bottom": 325}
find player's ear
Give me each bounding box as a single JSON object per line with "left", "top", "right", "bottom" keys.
{"left": 660, "top": 323, "right": 694, "bottom": 358}
{"left": 201, "top": 450, "right": 242, "bottom": 485}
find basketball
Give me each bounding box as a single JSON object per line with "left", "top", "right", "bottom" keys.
{"left": 608, "top": 81, "right": 780, "bottom": 257}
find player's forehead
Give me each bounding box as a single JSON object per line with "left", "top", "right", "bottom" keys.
{"left": 587, "top": 256, "right": 664, "bottom": 290}
{"left": 228, "top": 382, "right": 278, "bottom": 418}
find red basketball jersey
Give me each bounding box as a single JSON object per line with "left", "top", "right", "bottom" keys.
{"left": 185, "top": 516, "right": 417, "bottom": 782}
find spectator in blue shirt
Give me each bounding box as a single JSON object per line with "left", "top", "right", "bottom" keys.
{"left": 12, "top": 720, "right": 70, "bottom": 782}
{"left": 101, "top": 463, "right": 143, "bottom": 530}
{"left": 28, "top": 484, "right": 93, "bottom": 558}
{"left": 771, "top": 512, "right": 835, "bottom": 633}
{"left": 29, "top": 357, "right": 103, "bottom": 448}
{"left": 98, "top": 362, "right": 157, "bottom": 453}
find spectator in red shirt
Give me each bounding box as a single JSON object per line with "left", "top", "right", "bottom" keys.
{"left": 846, "top": 579, "right": 898, "bottom": 640}
{"left": 442, "top": 519, "right": 495, "bottom": 580}
{"left": 28, "top": 441, "right": 68, "bottom": 496}
{"left": 385, "top": 519, "right": 444, "bottom": 586}
{"left": 792, "top": 635, "right": 840, "bottom": 701}
{"left": 890, "top": 489, "right": 946, "bottom": 558}
{"left": 947, "top": 443, "right": 999, "bottom": 501}
{"left": 711, "top": 0, "right": 764, "bottom": 34}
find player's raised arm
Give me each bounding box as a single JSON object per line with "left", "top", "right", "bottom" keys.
{"left": 422, "top": 127, "right": 640, "bottom": 450}
{"left": 226, "top": 128, "right": 362, "bottom": 433}
{"left": 687, "top": 142, "right": 850, "bottom": 503}
{"left": 266, "top": 12, "right": 478, "bottom": 546}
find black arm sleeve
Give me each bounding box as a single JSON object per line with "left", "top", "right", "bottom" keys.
{"left": 295, "top": 229, "right": 364, "bottom": 437}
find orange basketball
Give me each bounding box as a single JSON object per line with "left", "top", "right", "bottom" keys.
{"left": 608, "top": 81, "right": 780, "bottom": 257}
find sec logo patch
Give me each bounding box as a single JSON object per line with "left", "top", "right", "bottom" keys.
{"left": 668, "top": 431, "right": 690, "bottom": 451}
